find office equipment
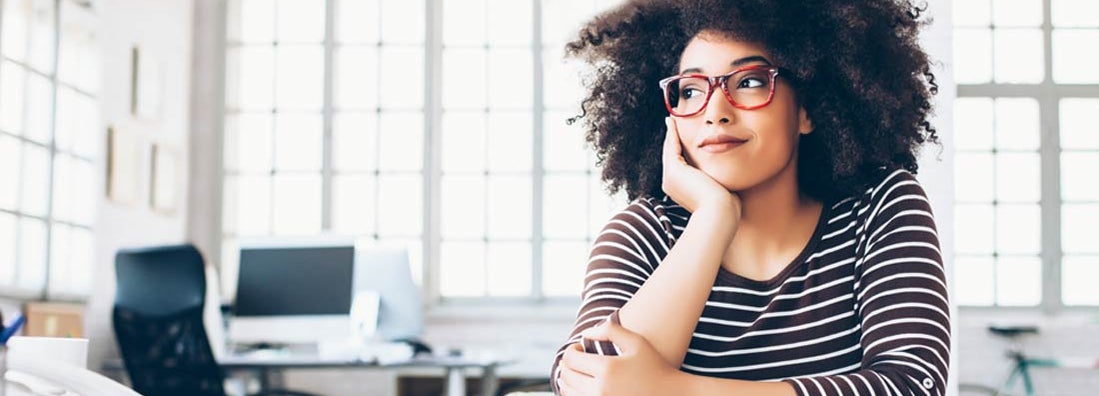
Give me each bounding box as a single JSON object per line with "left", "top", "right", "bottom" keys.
{"left": 229, "top": 238, "right": 356, "bottom": 346}
{"left": 22, "top": 303, "right": 84, "bottom": 338}
{"left": 0, "top": 315, "right": 24, "bottom": 344}
{"left": 353, "top": 247, "right": 424, "bottom": 342}
{"left": 113, "top": 244, "right": 316, "bottom": 396}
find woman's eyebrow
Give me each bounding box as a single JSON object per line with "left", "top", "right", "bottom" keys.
{"left": 679, "top": 55, "right": 774, "bottom": 75}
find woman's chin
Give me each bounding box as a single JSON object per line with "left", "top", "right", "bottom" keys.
{"left": 698, "top": 166, "right": 754, "bottom": 192}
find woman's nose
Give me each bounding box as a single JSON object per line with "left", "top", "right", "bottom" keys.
{"left": 703, "top": 86, "right": 735, "bottom": 125}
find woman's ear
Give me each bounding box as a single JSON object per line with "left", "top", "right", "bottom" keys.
{"left": 798, "top": 107, "right": 813, "bottom": 135}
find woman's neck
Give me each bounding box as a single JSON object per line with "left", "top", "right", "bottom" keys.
{"left": 722, "top": 160, "right": 823, "bottom": 280}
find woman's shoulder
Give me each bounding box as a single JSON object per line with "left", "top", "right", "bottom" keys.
{"left": 598, "top": 195, "right": 687, "bottom": 241}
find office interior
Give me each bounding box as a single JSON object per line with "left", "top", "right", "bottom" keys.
{"left": 0, "top": 0, "right": 1097, "bottom": 395}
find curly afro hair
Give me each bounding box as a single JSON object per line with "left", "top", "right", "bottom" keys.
{"left": 565, "top": 0, "right": 940, "bottom": 202}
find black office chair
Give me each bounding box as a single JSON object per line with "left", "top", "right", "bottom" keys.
{"left": 113, "top": 244, "right": 317, "bottom": 396}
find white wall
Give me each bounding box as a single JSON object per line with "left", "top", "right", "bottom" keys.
{"left": 84, "top": 0, "right": 194, "bottom": 372}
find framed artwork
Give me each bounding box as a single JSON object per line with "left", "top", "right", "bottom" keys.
{"left": 131, "top": 46, "right": 162, "bottom": 120}
{"left": 106, "top": 126, "right": 140, "bottom": 205}
{"left": 150, "top": 143, "right": 178, "bottom": 214}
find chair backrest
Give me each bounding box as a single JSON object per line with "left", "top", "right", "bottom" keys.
{"left": 112, "top": 244, "right": 225, "bottom": 396}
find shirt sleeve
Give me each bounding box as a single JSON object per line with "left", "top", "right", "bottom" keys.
{"left": 550, "top": 198, "right": 671, "bottom": 394}
{"left": 782, "top": 170, "right": 952, "bottom": 396}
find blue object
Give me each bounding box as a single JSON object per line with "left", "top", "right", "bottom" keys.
{"left": 0, "top": 313, "right": 25, "bottom": 344}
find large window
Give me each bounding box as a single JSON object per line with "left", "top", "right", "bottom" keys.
{"left": 222, "top": 0, "right": 624, "bottom": 302}
{"left": 0, "top": 0, "right": 99, "bottom": 299}
{"left": 952, "top": 0, "right": 1099, "bottom": 308}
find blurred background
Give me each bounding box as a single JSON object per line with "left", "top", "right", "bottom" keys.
{"left": 0, "top": 0, "right": 1096, "bottom": 395}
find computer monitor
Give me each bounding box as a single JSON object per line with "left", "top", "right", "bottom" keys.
{"left": 353, "top": 246, "right": 424, "bottom": 342}
{"left": 229, "top": 238, "right": 355, "bottom": 345}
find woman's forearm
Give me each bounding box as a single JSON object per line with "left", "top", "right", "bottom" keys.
{"left": 674, "top": 371, "right": 798, "bottom": 396}
{"left": 615, "top": 204, "right": 738, "bottom": 367}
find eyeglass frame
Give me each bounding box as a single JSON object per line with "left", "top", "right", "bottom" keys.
{"left": 657, "top": 64, "right": 786, "bottom": 117}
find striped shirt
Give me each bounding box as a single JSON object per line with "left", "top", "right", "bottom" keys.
{"left": 551, "top": 169, "right": 951, "bottom": 396}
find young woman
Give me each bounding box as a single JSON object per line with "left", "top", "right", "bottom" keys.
{"left": 551, "top": 1, "right": 950, "bottom": 395}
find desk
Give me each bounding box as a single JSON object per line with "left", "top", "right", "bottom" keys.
{"left": 105, "top": 353, "right": 511, "bottom": 396}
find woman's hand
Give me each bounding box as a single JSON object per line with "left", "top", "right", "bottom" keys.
{"left": 661, "top": 117, "right": 742, "bottom": 218}
{"left": 557, "top": 317, "right": 685, "bottom": 396}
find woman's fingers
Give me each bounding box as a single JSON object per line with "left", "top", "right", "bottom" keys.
{"left": 663, "top": 117, "right": 685, "bottom": 165}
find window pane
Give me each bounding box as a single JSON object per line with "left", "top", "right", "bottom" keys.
{"left": 1063, "top": 256, "right": 1099, "bottom": 305}
{"left": 992, "top": 0, "right": 1042, "bottom": 27}
{"left": 486, "top": 241, "right": 532, "bottom": 296}
{"left": 443, "top": 48, "right": 487, "bottom": 109}
{"left": 441, "top": 111, "right": 486, "bottom": 173}
{"left": 955, "top": 203, "right": 995, "bottom": 254}
{"left": 272, "top": 174, "right": 322, "bottom": 235}
{"left": 335, "top": 47, "right": 379, "bottom": 110}
{"left": 229, "top": 0, "right": 275, "bottom": 43}
{"left": 954, "top": 152, "right": 995, "bottom": 203}
{"left": 276, "top": 0, "right": 325, "bottom": 43}
{"left": 953, "top": 28, "right": 992, "bottom": 84}
{"left": 1052, "top": 30, "right": 1099, "bottom": 84}
{"left": 440, "top": 241, "right": 485, "bottom": 297}
{"left": 544, "top": 110, "right": 590, "bottom": 172}
{"left": 954, "top": 256, "right": 995, "bottom": 306}
{"left": 0, "top": 135, "right": 20, "bottom": 210}
{"left": 51, "top": 155, "right": 74, "bottom": 223}
{"left": 275, "top": 45, "right": 324, "bottom": 110}
{"left": 274, "top": 113, "right": 322, "bottom": 171}
{"left": 542, "top": 0, "right": 596, "bottom": 45}
{"left": 53, "top": 89, "right": 99, "bottom": 159}
{"left": 377, "top": 175, "right": 422, "bottom": 236}
{"left": 954, "top": 0, "right": 992, "bottom": 27}
{"left": 18, "top": 217, "right": 46, "bottom": 290}
{"left": 996, "top": 204, "right": 1041, "bottom": 254}
{"left": 378, "top": 112, "right": 424, "bottom": 171}
{"left": 24, "top": 73, "right": 53, "bottom": 144}
{"left": 1, "top": 62, "right": 27, "bottom": 134}
{"left": 69, "top": 227, "right": 93, "bottom": 294}
{"left": 589, "top": 177, "right": 624, "bottom": 239}
{"left": 995, "top": 256, "right": 1042, "bottom": 306}
{"left": 20, "top": 143, "right": 49, "bottom": 217}
{"left": 71, "top": 160, "right": 95, "bottom": 226}
{"left": 379, "top": 47, "right": 424, "bottom": 109}
{"left": 543, "top": 174, "right": 590, "bottom": 238}
{"left": 229, "top": 175, "right": 271, "bottom": 236}
{"left": 1063, "top": 203, "right": 1099, "bottom": 254}
{"left": 543, "top": 48, "right": 586, "bottom": 110}
{"left": 333, "top": 112, "right": 378, "bottom": 171}
{"left": 22, "top": 0, "right": 56, "bottom": 73}
{"left": 1053, "top": 0, "right": 1099, "bottom": 27}
{"left": 1060, "top": 98, "right": 1099, "bottom": 149}
{"left": 1062, "top": 152, "right": 1099, "bottom": 202}
{"left": 336, "top": 0, "right": 380, "bottom": 44}
{"left": 996, "top": 153, "right": 1040, "bottom": 203}
{"left": 227, "top": 46, "right": 274, "bottom": 110}
{"left": 993, "top": 29, "right": 1044, "bottom": 84}
{"left": 380, "top": 0, "right": 424, "bottom": 44}
{"left": 58, "top": 3, "right": 97, "bottom": 93}
{"left": 487, "top": 111, "right": 532, "bottom": 172}
{"left": 542, "top": 240, "right": 588, "bottom": 297}
{"left": 487, "top": 49, "right": 533, "bottom": 109}
{"left": 49, "top": 223, "right": 71, "bottom": 293}
{"left": 443, "top": 0, "right": 486, "bottom": 46}
{"left": 995, "top": 98, "right": 1040, "bottom": 150}
{"left": 0, "top": 212, "right": 15, "bottom": 284}
{"left": 225, "top": 113, "right": 273, "bottom": 172}
{"left": 487, "top": 175, "right": 531, "bottom": 239}
{"left": 441, "top": 175, "right": 486, "bottom": 239}
{"left": 487, "top": 0, "right": 532, "bottom": 45}
{"left": 332, "top": 174, "right": 377, "bottom": 235}
{"left": 1, "top": 0, "right": 30, "bottom": 61}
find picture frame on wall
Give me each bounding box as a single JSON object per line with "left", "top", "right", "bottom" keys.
{"left": 150, "top": 142, "right": 178, "bottom": 215}
{"left": 106, "top": 126, "right": 140, "bottom": 205}
{"left": 131, "top": 45, "right": 162, "bottom": 120}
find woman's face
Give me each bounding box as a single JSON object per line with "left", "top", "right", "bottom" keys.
{"left": 672, "top": 31, "right": 812, "bottom": 192}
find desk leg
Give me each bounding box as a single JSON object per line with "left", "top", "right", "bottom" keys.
{"left": 446, "top": 367, "right": 466, "bottom": 396}
{"left": 481, "top": 365, "right": 499, "bottom": 396}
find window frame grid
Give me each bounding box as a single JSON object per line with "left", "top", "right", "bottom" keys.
{"left": 0, "top": 0, "right": 97, "bottom": 301}
{"left": 955, "top": 0, "right": 1099, "bottom": 311}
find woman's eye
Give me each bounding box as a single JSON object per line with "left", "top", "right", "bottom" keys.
{"left": 737, "top": 78, "right": 765, "bottom": 89}
{"left": 681, "top": 87, "right": 705, "bottom": 99}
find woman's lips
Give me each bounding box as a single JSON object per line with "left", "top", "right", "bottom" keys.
{"left": 698, "top": 134, "right": 748, "bottom": 153}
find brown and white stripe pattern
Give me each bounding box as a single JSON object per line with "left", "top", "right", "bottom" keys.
{"left": 552, "top": 169, "right": 950, "bottom": 396}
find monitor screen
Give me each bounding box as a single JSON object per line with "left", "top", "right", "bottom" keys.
{"left": 235, "top": 245, "right": 355, "bottom": 317}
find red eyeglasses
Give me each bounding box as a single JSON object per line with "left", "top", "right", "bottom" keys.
{"left": 658, "top": 65, "right": 782, "bottom": 117}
